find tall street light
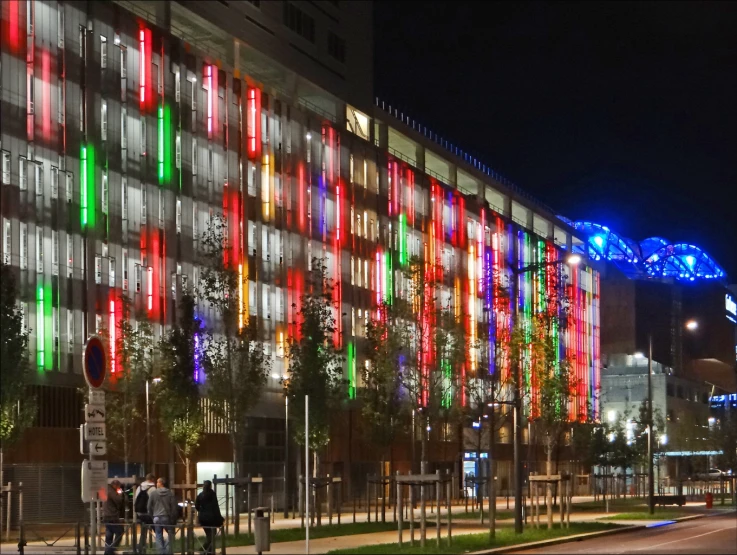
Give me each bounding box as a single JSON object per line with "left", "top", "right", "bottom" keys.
{"left": 509, "top": 251, "right": 581, "bottom": 534}
{"left": 644, "top": 319, "right": 698, "bottom": 514}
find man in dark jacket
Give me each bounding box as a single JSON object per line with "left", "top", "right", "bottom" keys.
{"left": 147, "top": 478, "right": 179, "bottom": 554}
{"left": 103, "top": 480, "right": 124, "bottom": 555}
{"left": 195, "top": 481, "right": 224, "bottom": 555}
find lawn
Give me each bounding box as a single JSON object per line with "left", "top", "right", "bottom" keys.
{"left": 599, "top": 510, "right": 690, "bottom": 521}
{"left": 326, "top": 521, "right": 625, "bottom": 554}
{"left": 198, "top": 521, "right": 411, "bottom": 548}
{"left": 452, "top": 509, "right": 514, "bottom": 521}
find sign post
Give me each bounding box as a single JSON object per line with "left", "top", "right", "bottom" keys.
{"left": 82, "top": 335, "right": 107, "bottom": 555}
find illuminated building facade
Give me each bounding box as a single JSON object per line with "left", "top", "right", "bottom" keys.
{"left": 1, "top": 1, "right": 599, "bottom": 493}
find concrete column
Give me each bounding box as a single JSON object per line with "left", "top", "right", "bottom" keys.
{"left": 415, "top": 144, "right": 425, "bottom": 170}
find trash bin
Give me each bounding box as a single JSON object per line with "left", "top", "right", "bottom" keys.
{"left": 254, "top": 507, "right": 271, "bottom": 554}
{"left": 705, "top": 492, "right": 713, "bottom": 509}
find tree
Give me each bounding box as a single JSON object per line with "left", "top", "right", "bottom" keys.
{"left": 710, "top": 415, "right": 737, "bottom": 475}
{"left": 0, "top": 263, "right": 36, "bottom": 471}
{"left": 198, "top": 213, "right": 270, "bottom": 531}
{"left": 391, "top": 256, "right": 466, "bottom": 472}
{"left": 106, "top": 295, "right": 154, "bottom": 476}
{"left": 284, "top": 257, "right": 346, "bottom": 474}
{"left": 361, "top": 302, "right": 407, "bottom": 474}
{"left": 155, "top": 293, "right": 204, "bottom": 489}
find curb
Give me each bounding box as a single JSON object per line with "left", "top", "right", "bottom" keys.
{"left": 470, "top": 513, "right": 711, "bottom": 554}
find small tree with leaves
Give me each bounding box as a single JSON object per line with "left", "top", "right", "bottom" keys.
{"left": 284, "top": 258, "right": 346, "bottom": 475}
{"left": 361, "top": 302, "right": 407, "bottom": 475}
{"left": 106, "top": 295, "right": 154, "bottom": 476}
{"left": 198, "top": 213, "right": 269, "bottom": 531}
{"left": 155, "top": 293, "right": 204, "bottom": 488}
{"left": 0, "top": 263, "right": 36, "bottom": 471}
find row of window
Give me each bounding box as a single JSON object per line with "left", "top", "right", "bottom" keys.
{"left": 282, "top": 2, "right": 346, "bottom": 63}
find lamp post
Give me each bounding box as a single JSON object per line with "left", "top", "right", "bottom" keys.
{"left": 509, "top": 252, "right": 581, "bottom": 533}
{"left": 284, "top": 394, "right": 289, "bottom": 518}
{"left": 645, "top": 319, "right": 698, "bottom": 514}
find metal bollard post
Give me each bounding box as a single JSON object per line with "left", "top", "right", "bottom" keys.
{"left": 76, "top": 521, "right": 82, "bottom": 555}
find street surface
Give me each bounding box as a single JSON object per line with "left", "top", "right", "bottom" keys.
{"left": 511, "top": 513, "right": 737, "bottom": 554}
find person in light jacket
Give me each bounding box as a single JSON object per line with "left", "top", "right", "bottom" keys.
{"left": 133, "top": 473, "right": 157, "bottom": 554}
{"left": 103, "top": 480, "right": 124, "bottom": 555}
{"left": 147, "top": 478, "right": 179, "bottom": 554}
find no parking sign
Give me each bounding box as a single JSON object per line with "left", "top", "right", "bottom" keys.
{"left": 82, "top": 335, "right": 107, "bottom": 389}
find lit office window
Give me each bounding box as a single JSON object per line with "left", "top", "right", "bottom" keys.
{"left": 19, "top": 158, "right": 27, "bottom": 190}
{"left": 100, "top": 35, "right": 107, "bottom": 69}
{"left": 36, "top": 230, "right": 43, "bottom": 273}
{"left": 51, "top": 167, "right": 59, "bottom": 199}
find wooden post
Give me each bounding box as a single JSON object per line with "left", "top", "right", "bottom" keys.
{"left": 420, "top": 479, "right": 426, "bottom": 548}
{"left": 489, "top": 460, "right": 496, "bottom": 540}
{"left": 559, "top": 479, "right": 564, "bottom": 527}
{"left": 436, "top": 471, "right": 441, "bottom": 545}
{"left": 366, "top": 478, "right": 370, "bottom": 523}
{"left": 300, "top": 478, "right": 304, "bottom": 528}
{"left": 225, "top": 475, "right": 230, "bottom": 537}
{"left": 547, "top": 478, "right": 553, "bottom": 530}
{"left": 247, "top": 480, "right": 252, "bottom": 535}
{"left": 328, "top": 476, "right": 333, "bottom": 526}
{"left": 397, "top": 473, "right": 403, "bottom": 546}
{"left": 409, "top": 482, "right": 414, "bottom": 546}
{"left": 446, "top": 478, "right": 452, "bottom": 545}
{"left": 566, "top": 478, "right": 571, "bottom": 529}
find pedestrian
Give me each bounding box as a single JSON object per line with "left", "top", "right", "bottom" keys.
{"left": 103, "top": 480, "right": 124, "bottom": 555}
{"left": 134, "top": 473, "right": 157, "bottom": 554}
{"left": 195, "top": 481, "right": 224, "bottom": 555}
{"left": 147, "top": 478, "right": 179, "bottom": 554}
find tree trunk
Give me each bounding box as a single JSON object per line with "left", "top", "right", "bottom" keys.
{"left": 546, "top": 437, "right": 553, "bottom": 530}
{"left": 233, "top": 438, "right": 240, "bottom": 536}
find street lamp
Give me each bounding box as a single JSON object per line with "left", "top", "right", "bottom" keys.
{"left": 509, "top": 251, "right": 581, "bottom": 533}
{"left": 646, "top": 319, "right": 699, "bottom": 514}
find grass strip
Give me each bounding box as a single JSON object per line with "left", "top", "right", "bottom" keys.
{"left": 326, "top": 521, "right": 624, "bottom": 554}
{"left": 598, "top": 510, "right": 690, "bottom": 521}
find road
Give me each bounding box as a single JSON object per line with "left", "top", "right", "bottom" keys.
{"left": 511, "top": 513, "right": 737, "bottom": 554}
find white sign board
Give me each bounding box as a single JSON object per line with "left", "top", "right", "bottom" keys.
{"left": 85, "top": 404, "right": 106, "bottom": 423}
{"left": 89, "top": 390, "right": 105, "bottom": 404}
{"left": 84, "top": 423, "right": 107, "bottom": 441}
{"left": 89, "top": 441, "right": 107, "bottom": 456}
{"left": 81, "top": 460, "right": 108, "bottom": 502}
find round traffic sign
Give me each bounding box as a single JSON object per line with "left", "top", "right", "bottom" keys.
{"left": 83, "top": 336, "right": 107, "bottom": 389}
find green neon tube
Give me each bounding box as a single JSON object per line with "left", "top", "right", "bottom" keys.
{"left": 347, "top": 341, "right": 356, "bottom": 399}
{"left": 158, "top": 106, "right": 164, "bottom": 182}
{"left": 44, "top": 282, "right": 53, "bottom": 370}
{"left": 399, "top": 213, "right": 406, "bottom": 266}
{"left": 36, "top": 286, "right": 44, "bottom": 368}
{"left": 80, "top": 144, "right": 96, "bottom": 228}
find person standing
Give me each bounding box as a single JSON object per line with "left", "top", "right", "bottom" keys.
{"left": 103, "top": 480, "right": 124, "bottom": 555}
{"left": 134, "top": 473, "right": 157, "bottom": 554}
{"left": 195, "top": 481, "right": 224, "bottom": 555}
{"left": 147, "top": 478, "right": 179, "bottom": 554}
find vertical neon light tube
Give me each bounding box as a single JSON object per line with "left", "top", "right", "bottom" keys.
{"left": 109, "top": 299, "right": 116, "bottom": 373}
{"left": 347, "top": 342, "right": 356, "bottom": 399}
{"left": 238, "top": 263, "right": 244, "bottom": 329}
{"left": 147, "top": 266, "right": 153, "bottom": 311}
{"left": 206, "top": 65, "right": 213, "bottom": 137}
{"left": 37, "top": 286, "right": 45, "bottom": 369}
{"left": 139, "top": 30, "right": 146, "bottom": 107}
{"left": 80, "top": 145, "right": 95, "bottom": 228}
{"left": 158, "top": 106, "right": 164, "bottom": 182}
{"left": 399, "top": 213, "right": 406, "bottom": 265}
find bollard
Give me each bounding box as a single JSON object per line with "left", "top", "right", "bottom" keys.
{"left": 76, "top": 521, "right": 82, "bottom": 555}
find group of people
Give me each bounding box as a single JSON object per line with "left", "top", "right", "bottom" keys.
{"left": 102, "top": 473, "right": 224, "bottom": 554}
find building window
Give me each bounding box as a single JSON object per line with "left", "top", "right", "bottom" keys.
{"left": 34, "top": 163, "right": 43, "bottom": 196}
{"left": 1, "top": 151, "right": 10, "bottom": 185}
{"left": 100, "top": 35, "right": 107, "bottom": 69}
{"left": 121, "top": 106, "right": 127, "bottom": 149}
{"left": 176, "top": 198, "right": 182, "bottom": 234}
{"left": 51, "top": 167, "right": 59, "bottom": 199}
{"left": 666, "top": 383, "right": 674, "bottom": 397}
{"left": 122, "top": 249, "right": 128, "bottom": 291}
{"left": 52, "top": 230, "right": 59, "bottom": 276}
{"left": 95, "top": 256, "right": 101, "bottom": 284}
{"left": 19, "top": 157, "right": 27, "bottom": 190}
{"left": 121, "top": 177, "right": 128, "bottom": 220}
{"left": 328, "top": 32, "right": 346, "bottom": 63}
{"left": 20, "top": 223, "right": 27, "bottom": 269}
{"left": 36, "top": 230, "right": 43, "bottom": 273}
{"left": 677, "top": 385, "right": 684, "bottom": 399}
{"left": 66, "top": 236, "right": 73, "bottom": 278}
{"left": 283, "top": 3, "right": 315, "bottom": 43}
{"left": 109, "top": 257, "right": 115, "bottom": 288}
{"left": 3, "top": 219, "right": 10, "bottom": 265}
{"left": 141, "top": 187, "right": 147, "bottom": 222}
{"left": 175, "top": 131, "right": 181, "bottom": 168}
{"left": 57, "top": 4, "right": 64, "bottom": 48}
{"left": 58, "top": 85, "right": 64, "bottom": 124}
{"left": 101, "top": 171, "right": 108, "bottom": 214}
{"left": 65, "top": 172, "right": 73, "bottom": 203}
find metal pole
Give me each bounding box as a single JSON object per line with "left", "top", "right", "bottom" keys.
{"left": 648, "top": 332, "right": 654, "bottom": 515}
{"left": 305, "top": 395, "right": 309, "bottom": 555}
{"left": 511, "top": 265, "right": 523, "bottom": 534}
{"left": 284, "top": 396, "right": 289, "bottom": 518}
{"left": 145, "top": 380, "right": 150, "bottom": 475}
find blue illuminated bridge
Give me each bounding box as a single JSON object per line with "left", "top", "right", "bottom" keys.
{"left": 557, "top": 217, "right": 728, "bottom": 283}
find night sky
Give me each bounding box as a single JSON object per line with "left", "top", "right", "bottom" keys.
{"left": 374, "top": 1, "right": 737, "bottom": 279}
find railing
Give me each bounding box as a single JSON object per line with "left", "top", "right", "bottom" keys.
{"left": 375, "top": 97, "right": 562, "bottom": 218}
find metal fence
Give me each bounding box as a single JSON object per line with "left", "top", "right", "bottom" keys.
{"left": 4, "top": 465, "right": 85, "bottom": 526}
